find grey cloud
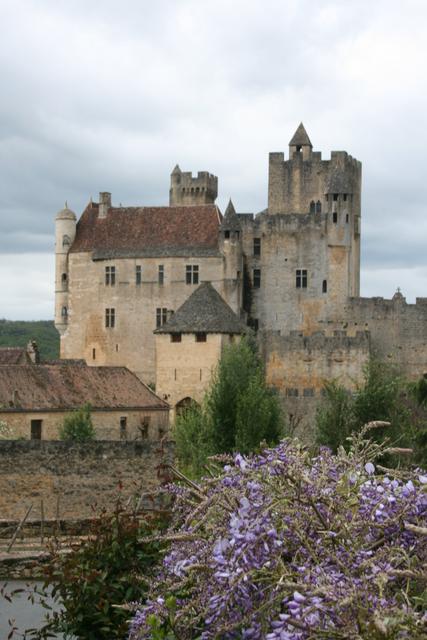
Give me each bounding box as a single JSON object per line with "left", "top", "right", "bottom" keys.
{"left": 1, "top": 0, "right": 427, "bottom": 315}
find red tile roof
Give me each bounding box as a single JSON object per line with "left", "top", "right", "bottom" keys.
{"left": 0, "top": 348, "right": 30, "bottom": 365}
{"left": 0, "top": 363, "right": 168, "bottom": 412}
{"left": 70, "top": 203, "right": 222, "bottom": 258}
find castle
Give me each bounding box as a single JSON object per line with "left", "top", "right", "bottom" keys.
{"left": 54, "top": 124, "right": 427, "bottom": 433}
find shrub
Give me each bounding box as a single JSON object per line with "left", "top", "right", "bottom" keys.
{"left": 59, "top": 403, "right": 96, "bottom": 442}
{"left": 316, "top": 360, "right": 413, "bottom": 456}
{"left": 129, "top": 434, "right": 427, "bottom": 639}
{"left": 26, "top": 505, "right": 167, "bottom": 639}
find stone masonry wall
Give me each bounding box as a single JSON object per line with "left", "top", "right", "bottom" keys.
{"left": 262, "top": 330, "right": 370, "bottom": 440}
{"left": 328, "top": 295, "right": 427, "bottom": 379}
{"left": 0, "top": 409, "right": 169, "bottom": 441}
{"left": 62, "top": 253, "right": 226, "bottom": 384}
{"left": 0, "top": 440, "right": 174, "bottom": 520}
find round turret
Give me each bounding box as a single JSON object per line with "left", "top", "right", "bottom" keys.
{"left": 55, "top": 203, "right": 77, "bottom": 221}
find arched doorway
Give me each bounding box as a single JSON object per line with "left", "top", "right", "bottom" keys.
{"left": 175, "top": 397, "right": 199, "bottom": 417}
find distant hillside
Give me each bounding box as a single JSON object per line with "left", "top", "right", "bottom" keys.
{"left": 0, "top": 319, "right": 60, "bottom": 361}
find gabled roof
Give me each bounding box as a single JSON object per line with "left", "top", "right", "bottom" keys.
{"left": 0, "top": 347, "right": 31, "bottom": 365}
{"left": 70, "top": 203, "right": 223, "bottom": 259}
{"left": 289, "top": 123, "right": 312, "bottom": 147}
{"left": 155, "top": 282, "right": 246, "bottom": 335}
{"left": 0, "top": 363, "right": 168, "bottom": 412}
{"left": 220, "top": 199, "right": 242, "bottom": 232}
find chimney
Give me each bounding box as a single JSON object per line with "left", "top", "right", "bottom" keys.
{"left": 99, "top": 192, "right": 112, "bottom": 218}
{"left": 27, "top": 340, "right": 40, "bottom": 364}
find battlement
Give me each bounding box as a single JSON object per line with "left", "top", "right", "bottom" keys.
{"left": 169, "top": 165, "right": 218, "bottom": 206}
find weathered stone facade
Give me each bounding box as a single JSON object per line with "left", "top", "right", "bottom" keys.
{"left": 54, "top": 124, "right": 427, "bottom": 432}
{"left": 0, "top": 440, "right": 173, "bottom": 520}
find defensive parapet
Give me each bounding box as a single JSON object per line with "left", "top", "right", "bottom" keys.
{"left": 169, "top": 165, "right": 218, "bottom": 205}
{"left": 330, "top": 292, "right": 427, "bottom": 378}
{"left": 261, "top": 329, "right": 370, "bottom": 440}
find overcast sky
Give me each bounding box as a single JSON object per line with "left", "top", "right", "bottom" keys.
{"left": 0, "top": 0, "right": 426, "bottom": 320}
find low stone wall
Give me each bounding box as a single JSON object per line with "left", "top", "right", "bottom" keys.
{"left": 0, "top": 440, "right": 174, "bottom": 521}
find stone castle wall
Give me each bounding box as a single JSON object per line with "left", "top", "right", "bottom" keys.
{"left": 262, "top": 330, "right": 370, "bottom": 439}
{"left": 0, "top": 440, "right": 173, "bottom": 520}
{"left": 329, "top": 295, "right": 427, "bottom": 379}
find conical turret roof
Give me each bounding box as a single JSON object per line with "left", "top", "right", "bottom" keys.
{"left": 55, "top": 202, "right": 77, "bottom": 221}
{"left": 154, "top": 282, "right": 246, "bottom": 334}
{"left": 220, "top": 199, "right": 241, "bottom": 232}
{"left": 171, "top": 164, "right": 181, "bottom": 175}
{"left": 289, "top": 123, "right": 312, "bottom": 147}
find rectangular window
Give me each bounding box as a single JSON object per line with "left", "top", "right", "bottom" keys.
{"left": 136, "top": 265, "right": 142, "bottom": 285}
{"left": 186, "top": 265, "right": 199, "bottom": 285}
{"left": 286, "top": 388, "right": 299, "bottom": 397}
{"left": 303, "top": 388, "right": 315, "bottom": 397}
{"left": 31, "top": 420, "right": 42, "bottom": 440}
{"left": 105, "top": 308, "right": 115, "bottom": 328}
{"left": 120, "top": 417, "right": 127, "bottom": 440}
{"left": 156, "top": 307, "right": 168, "bottom": 328}
{"left": 296, "top": 269, "right": 307, "bottom": 289}
{"left": 158, "top": 265, "right": 164, "bottom": 285}
{"left": 171, "top": 333, "right": 182, "bottom": 343}
{"left": 253, "top": 268, "right": 261, "bottom": 288}
{"left": 253, "top": 238, "right": 261, "bottom": 257}
{"left": 333, "top": 212, "right": 338, "bottom": 224}
{"left": 105, "top": 266, "right": 116, "bottom": 286}
{"left": 196, "top": 332, "right": 207, "bottom": 342}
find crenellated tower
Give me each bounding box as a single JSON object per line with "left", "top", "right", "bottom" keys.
{"left": 54, "top": 203, "right": 76, "bottom": 335}
{"left": 169, "top": 165, "right": 218, "bottom": 206}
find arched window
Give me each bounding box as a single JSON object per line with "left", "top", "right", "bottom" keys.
{"left": 61, "top": 306, "right": 68, "bottom": 319}
{"left": 309, "top": 201, "right": 315, "bottom": 214}
{"left": 62, "top": 234, "right": 71, "bottom": 248}
{"left": 316, "top": 200, "right": 322, "bottom": 213}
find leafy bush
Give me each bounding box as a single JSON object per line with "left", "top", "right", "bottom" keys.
{"left": 316, "top": 360, "right": 413, "bottom": 456}
{"left": 174, "top": 403, "right": 212, "bottom": 478}
{"left": 27, "top": 505, "right": 167, "bottom": 640}
{"left": 174, "top": 338, "right": 284, "bottom": 475}
{"left": 59, "top": 403, "right": 96, "bottom": 442}
{"left": 129, "top": 434, "right": 427, "bottom": 639}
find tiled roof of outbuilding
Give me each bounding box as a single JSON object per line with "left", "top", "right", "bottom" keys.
{"left": 70, "top": 203, "right": 222, "bottom": 259}
{"left": 0, "top": 363, "right": 168, "bottom": 412}
{"left": 155, "top": 282, "right": 247, "bottom": 335}
{"left": 0, "top": 348, "right": 31, "bottom": 365}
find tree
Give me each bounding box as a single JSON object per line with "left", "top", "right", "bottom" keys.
{"left": 174, "top": 403, "right": 213, "bottom": 477}
{"left": 315, "top": 381, "right": 354, "bottom": 450}
{"left": 316, "top": 360, "right": 416, "bottom": 459}
{"left": 59, "top": 403, "right": 96, "bottom": 442}
{"left": 175, "top": 338, "right": 284, "bottom": 475}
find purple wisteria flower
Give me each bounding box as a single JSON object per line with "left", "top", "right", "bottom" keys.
{"left": 129, "top": 437, "right": 427, "bottom": 639}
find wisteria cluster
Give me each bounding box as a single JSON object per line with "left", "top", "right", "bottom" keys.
{"left": 129, "top": 436, "right": 427, "bottom": 639}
